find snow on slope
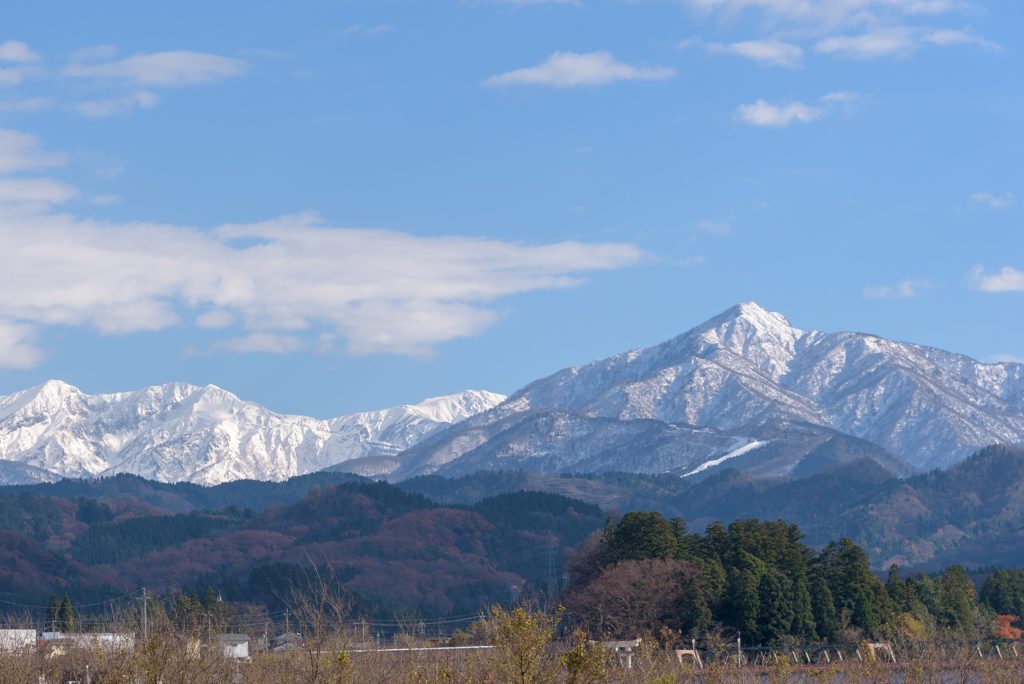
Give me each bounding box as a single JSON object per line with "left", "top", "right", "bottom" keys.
{"left": 486, "top": 302, "right": 1024, "bottom": 470}
{"left": 0, "top": 381, "right": 505, "bottom": 485}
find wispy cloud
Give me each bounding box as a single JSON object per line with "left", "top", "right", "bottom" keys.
{"left": 971, "top": 192, "right": 1014, "bottom": 208}
{"left": 680, "top": 255, "right": 706, "bottom": 267}
{"left": 863, "top": 279, "right": 933, "bottom": 298}
{"left": 0, "top": 127, "right": 66, "bottom": 173}
{"left": 484, "top": 51, "right": 673, "bottom": 88}
{"left": 697, "top": 220, "right": 730, "bottom": 235}
{"left": 0, "top": 96, "right": 52, "bottom": 113}
{"left": 735, "top": 100, "right": 824, "bottom": 127}
{"left": 0, "top": 204, "right": 643, "bottom": 365}
{"left": 90, "top": 194, "right": 122, "bottom": 206}
{"left": 815, "top": 26, "right": 1000, "bottom": 59}
{"left": 736, "top": 92, "right": 861, "bottom": 127}
{"left": 967, "top": 266, "right": 1024, "bottom": 292}
{"left": 64, "top": 50, "right": 247, "bottom": 86}
{"left": 0, "top": 178, "right": 79, "bottom": 206}
{"left": 678, "top": 0, "right": 973, "bottom": 32}
{"left": 74, "top": 91, "right": 160, "bottom": 118}
{"left": 0, "top": 41, "right": 41, "bottom": 63}
{"left": 707, "top": 39, "right": 804, "bottom": 68}
{"left": 211, "top": 333, "right": 304, "bottom": 355}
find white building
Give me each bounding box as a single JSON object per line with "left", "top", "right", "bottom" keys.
{"left": 219, "top": 634, "right": 249, "bottom": 659}
{"left": 0, "top": 630, "right": 35, "bottom": 652}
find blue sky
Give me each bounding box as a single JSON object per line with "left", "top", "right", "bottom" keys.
{"left": 0, "top": 0, "right": 1021, "bottom": 417}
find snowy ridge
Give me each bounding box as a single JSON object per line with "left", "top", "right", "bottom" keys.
{"left": 384, "top": 302, "right": 1024, "bottom": 477}
{"left": 485, "top": 302, "right": 1024, "bottom": 470}
{"left": 0, "top": 382, "right": 505, "bottom": 485}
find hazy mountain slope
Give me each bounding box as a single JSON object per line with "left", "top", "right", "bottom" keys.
{"left": 0, "top": 381, "right": 505, "bottom": 485}
{"left": 412, "top": 303, "right": 1024, "bottom": 473}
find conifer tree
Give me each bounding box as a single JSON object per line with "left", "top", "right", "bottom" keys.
{"left": 789, "top": 574, "right": 818, "bottom": 640}
{"left": 886, "top": 564, "right": 907, "bottom": 613}
{"left": 756, "top": 572, "right": 793, "bottom": 643}
{"left": 940, "top": 565, "right": 976, "bottom": 638}
{"left": 57, "top": 594, "right": 75, "bottom": 632}
{"left": 45, "top": 595, "right": 60, "bottom": 632}
{"left": 724, "top": 552, "right": 763, "bottom": 639}
{"left": 810, "top": 576, "right": 839, "bottom": 641}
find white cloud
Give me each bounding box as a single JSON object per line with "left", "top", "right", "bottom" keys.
{"left": 971, "top": 192, "right": 1014, "bottom": 208}
{"left": 697, "top": 220, "right": 730, "bottom": 234}
{"left": 64, "top": 50, "right": 247, "bottom": 87}
{"left": 0, "top": 41, "right": 41, "bottom": 63}
{"left": 680, "top": 255, "right": 706, "bottom": 266}
{"left": 0, "top": 320, "right": 44, "bottom": 369}
{"left": 821, "top": 91, "right": 859, "bottom": 103}
{"left": 707, "top": 39, "right": 804, "bottom": 68}
{"left": 484, "top": 51, "right": 674, "bottom": 88}
{"left": 212, "top": 333, "right": 304, "bottom": 355}
{"left": 0, "top": 127, "right": 66, "bottom": 173}
{"left": 986, "top": 354, "right": 1024, "bottom": 365}
{"left": 74, "top": 91, "right": 160, "bottom": 117}
{"left": 735, "top": 100, "right": 824, "bottom": 127}
{"left": 0, "top": 178, "right": 79, "bottom": 206}
{"left": 814, "top": 25, "right": 999, "bottom": 59}
{"left": 69, "top": 45, "right": 119, "bottom": 62}
{"left": 0, "top": 96, "right": 52, "bottom": 113}
{"left": 0, "top": 66, "right": 42, "bottom": 88}
{"left": 197, "top": 310, "right": 236, "bottom": 329}
{"left": 0, "top": 207, "right": 642, "bottom": 364}
{"left": 679, "top": 0, "right": 969, "bottom": 31}
{"left": 814, "top": 27, "right": 919, "bottom": 58}
{"left": 863, "top": 279, "right": 932, "bottom": 298}
{"left": 90, "top": 194, "right": 122, "bottom": 206}
{"left": 967, "top": 265, "right": 1024, "bottom": 292}
{"left": 923, "top": 28, "right": 1001, "bottom": 50}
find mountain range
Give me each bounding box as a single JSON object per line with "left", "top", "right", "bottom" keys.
{"left": 0, "top": 381, "right": 504, "bottom": 485}
{"left": 2, "top": 302, "right": 1023, "bottom": 485}
{"left": 342, "top": 302, "right": 1024, "bottom": 479}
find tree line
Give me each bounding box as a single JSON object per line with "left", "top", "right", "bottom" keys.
{"left": 561, "top": 511, "right": 1024, "bottom": 644}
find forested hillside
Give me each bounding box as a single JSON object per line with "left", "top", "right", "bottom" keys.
{"left": 0, "top": 480, "right": 603, "bottom": 618}
{"left": 398, "top": 445, "right": 1024, "bottom": 571}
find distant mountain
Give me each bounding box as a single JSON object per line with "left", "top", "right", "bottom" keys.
{"left": 0, "top": 381, "right": 505, "bottom": 485}
{"left": 356, "top": 302, "right": 1023, "bottom": 479}
{"left": 396, "top": 445, "right": 1024, "bottom": 571}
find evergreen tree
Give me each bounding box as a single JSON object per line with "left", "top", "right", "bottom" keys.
{"left": 57, "top": 594, "right": 75, "bottom": 632}
{"left": 756, "top": 572, "right": 793, "bottom": 643}
{"left": 603, "top": 511, "right": 678, "bottom": 562}
{"left": 852, "top": 588, "right": 880, "bottom": 638}
{"left": 887, "top": 564, "right": 908, "bottom": 612}
{"left": 980, "top": 568, "right": 1024, "bottom": 623}
{"left": 45, "top": 595, "right": 60, "bottom": 632}
{"left": 940, "top": 565, "right": 976, "bottom": 637}
{"left": 681, "top": 581, "right": 712, "bottom": 636}
{"left": 724, "top": 552, "right": 763, "bottom": 640}
{"left": 810, "top": 576, "right": 839, "bottom": 641}
{"left": 789, "top": 574, "right": 818, "bottom": 640}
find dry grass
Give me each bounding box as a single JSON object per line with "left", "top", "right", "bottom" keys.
{"left": 3, "top": 598, "right": 1024, "bottom": 684}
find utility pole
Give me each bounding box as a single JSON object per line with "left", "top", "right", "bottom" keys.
{"left": 285, "top": 610, "right": 290, "bottom": 634}
{"left": 141, "top": 588, "right": 148, "bottom": 641}
{"left": 737, "top": 633, "right": 741, "bottom": 668}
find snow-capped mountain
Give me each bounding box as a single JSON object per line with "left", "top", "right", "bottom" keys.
{"left": 0, "top": 381, "right": 505, "bottom": 485}
{"left": 364, "top": 302, "right": 1024, "bottom": 478}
